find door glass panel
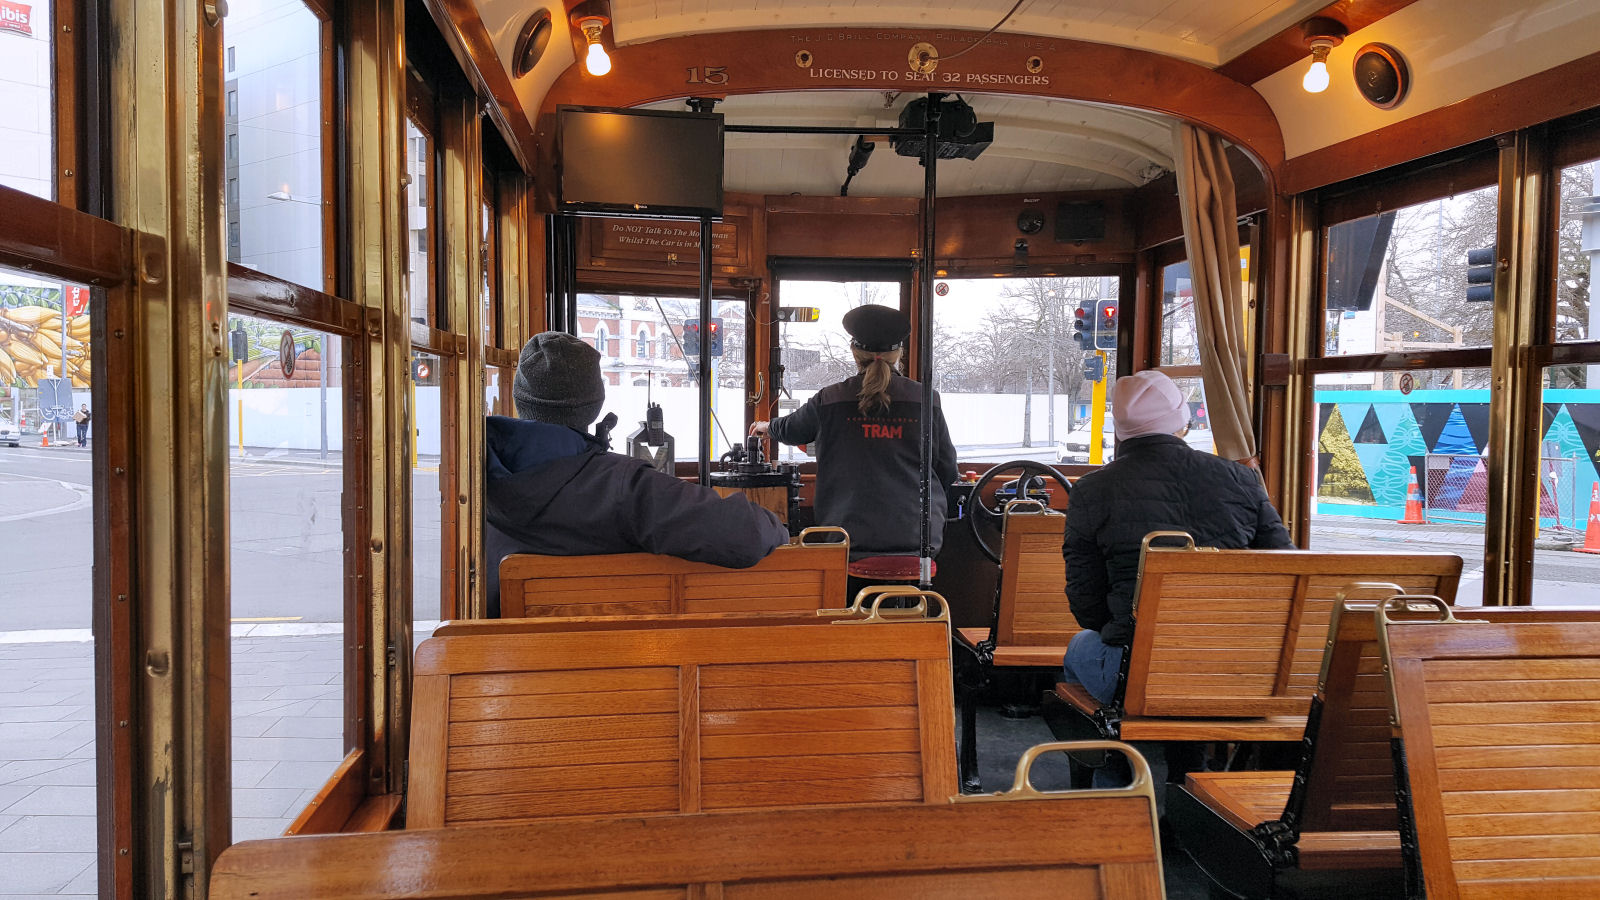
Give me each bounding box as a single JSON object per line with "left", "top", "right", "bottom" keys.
{"left": 0, "top": 0, "right": 54, "bottom": 200}
{"left": 1555, "top": 156, "right": 1597, "bottom": 343}
{"left": 0, "top": 271, "right": 96, "bottom": 893}
{"left": 576, "top": 293, "right": 746, "bottom": 461}
{"left": 225, "top": 312, "right": 346, "bottom": 838}
{"left": 222, "top": 0, "right": 327, "bottom": 290}
{"left": 406, "top": 118, "right": 436, "bottom": 328}
{"left": 1309, "top": 368, "right": 1488, "bottom": 605}
{"left": 1322, "top": 185, "right": 1499, "bottom": 355}
{"left": 929, "top": 276, "right": 1118, "bottom": 465}
{"left": 412, "top": 350, "right": 443, "bottom": 635}
{"left": 1531, "top": 367, "right": 1600, "bottom": 605}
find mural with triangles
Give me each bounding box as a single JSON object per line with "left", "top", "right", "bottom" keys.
{"left": 1313, "top": 392, "right": 1600, "bottom": 522}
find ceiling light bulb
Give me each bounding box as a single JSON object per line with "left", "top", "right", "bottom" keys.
{"left": 580, "top": 20, "right": 611, "bottom": 76}
{"left": 1302, "top": 39, "right": 1334, "bottom": 93}
{"left": 1302, "top": 59, "right": 1329, "bottom": 93}
{"left": 585, "top": 41, "right": 611, "bottom": 76}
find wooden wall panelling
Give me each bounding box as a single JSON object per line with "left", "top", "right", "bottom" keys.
{"left": 764, "top": 195, "right": 920, "bottom": 260}
{"left": 933, "top": 191, "right": 1137, "bottom": 269}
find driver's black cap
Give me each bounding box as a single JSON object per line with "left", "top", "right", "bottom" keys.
{"left": 842, "top": 304, "right": 911, "bottom": 353}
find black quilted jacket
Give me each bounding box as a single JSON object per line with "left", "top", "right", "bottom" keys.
{"left": 1063, "top": 433, "right": 1292, "bottom": 646}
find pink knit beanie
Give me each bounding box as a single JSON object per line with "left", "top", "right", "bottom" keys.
{"left": 1112, "top": 370, "right": 1188, "bottom": 440}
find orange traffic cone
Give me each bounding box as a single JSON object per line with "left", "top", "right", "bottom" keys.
{"left": 1576, "top": 484, "right": 1600, "bottom": 555}
{"left": 1398, "top": 465, "right": 1426, "bottom": 525}
{"left": 39, "top": 428, "right": 48, "bottom": 448}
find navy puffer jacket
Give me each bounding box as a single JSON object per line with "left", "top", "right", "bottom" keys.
{"left": 1063, "top": 433, "right": 1292, "bottom": 646}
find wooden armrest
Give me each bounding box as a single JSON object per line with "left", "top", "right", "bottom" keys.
{"left": 1119, "top": 716, "right": 1306, "bottom": 742}
{"left": 1054, "top": 681, "right": 1104, "bottom": 716}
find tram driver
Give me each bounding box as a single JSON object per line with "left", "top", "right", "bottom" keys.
{"left": 484, "top": 331, "right": 791, "bottom": 616}
{"left": 750, "top": 304, "right": 959, "bottom": 599}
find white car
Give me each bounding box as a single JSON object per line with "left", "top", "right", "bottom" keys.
{"left": 1059, "top": 422, "right": 1115, "bottom": 463}
{"left": 0, "top": 417, "right": 19, "bottom": 447}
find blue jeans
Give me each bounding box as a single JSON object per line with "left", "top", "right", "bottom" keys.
{"left": 1061, "top": 628, "right": 1125, "bottom": 705}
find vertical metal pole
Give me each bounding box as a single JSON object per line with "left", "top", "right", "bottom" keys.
{"left": 563, "top": 215, "right": 579, "bottom": 334}
{"left": 698, "top": 216, "right": 713, "bottom": 485}
{"left": 918, "top": 94, "right": 943, "bottom": 588}
{"left": 318, "top": 337, "right": 328, "bottom": 459}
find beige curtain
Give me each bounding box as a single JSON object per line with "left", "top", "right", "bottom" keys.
{"left": 1174, "top": 123, "right": 1257, "bottom": 463}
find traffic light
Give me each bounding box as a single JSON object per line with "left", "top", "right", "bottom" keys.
{"left": 682, "top": 320, "right": 701, "bottom": 356}
{"left": 1466, "top": 246, "right": 1495, "bottom": 302}
{"left": 229, "top": 326, "right": 248, "bottom": 362}
{"left": 708, "top": 317, "right": 725, "bottom": 357}
{"left": 1081, "top": 355, "right": 1105, "bottom": 382}
{"left": 1071, "top": 300, "right": 1094, "bottom": 346}
{"left": 1094, "top": 298, "right": 1119, "bottom": 350}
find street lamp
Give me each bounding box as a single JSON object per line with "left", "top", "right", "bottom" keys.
{"left": 266, "top": 190, "right": 321, "bottom": 206}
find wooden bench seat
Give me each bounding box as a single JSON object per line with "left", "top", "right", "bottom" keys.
{"left": 1170, "top": 591, "right": 1600, "bottom": 899}
{"left": 213, "top": 742, "right": 1166, "bottom": 900}
{"left": 407, "top": 603, "right": 958, "bottom": 828}
{"left": 953, "top": 503, "right": 1078, "bottom": 789}
{"left": 1051, "top": 537, "right": 1463, "bottom": 745}
{"left": 1382, "top": 605, "right": 1600, "bottom": 900}
{"left": 496, "top": 526, "right": 848, "bottom": 618}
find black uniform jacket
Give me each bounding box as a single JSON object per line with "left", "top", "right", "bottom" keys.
{"left": 1063, "top": 433, "right": 1292, "bottom": 646}
{"left": 769, "top": 373, "right": 959, "bottom": 559}
{"left": 484, "top": 415, "right": 790, "bottom": 616}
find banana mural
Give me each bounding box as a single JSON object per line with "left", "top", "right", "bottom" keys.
{"left": 0, "top": 305, "right": 91, "bottom": 388}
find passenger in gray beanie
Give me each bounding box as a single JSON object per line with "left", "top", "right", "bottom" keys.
{"left": 484, "top": 331, "right": 790, "bottom": 616}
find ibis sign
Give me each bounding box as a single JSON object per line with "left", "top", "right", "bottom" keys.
{"left": 0, "top": 2, "right": 32, "bottom": 38}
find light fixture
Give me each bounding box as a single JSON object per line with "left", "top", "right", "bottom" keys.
{"left": 578, "top": 16, "right": 611, "bottom": 77}
{"left": 1300, "top": 17, "right": 1347, "bottom": 94}
{"left": 512, "top": 9, "right": 553, "bottom": 79}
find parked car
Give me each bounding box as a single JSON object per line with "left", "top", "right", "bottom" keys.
{"left": 0, "top": 416, "right": 20, "bottom": 447}
{"left": 1060, "top": 421, "right": 1115, "bottom": 463}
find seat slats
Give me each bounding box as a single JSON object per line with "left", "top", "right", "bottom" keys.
{"left": 213, "top": 785, "right": 1165, "bottom": 900}
{"left": 1384, "top": 616, "right": 1600, "bottom": 899}
{"left": 498, "top": 541, "right": 848, "bottom": 618}
{"left": 408, "top": 617, "right": 957, "bottom": 829}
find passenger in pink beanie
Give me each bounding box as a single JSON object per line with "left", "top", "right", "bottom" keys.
{"left": 1055, "top": 369, "right": 1290, "bottom": 796}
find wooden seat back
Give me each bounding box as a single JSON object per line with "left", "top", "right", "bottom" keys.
{"left": 1122, "top": 538, "right": 1462, "bottom": 719}
{"left": 497, "top": 526, "right": 848, "bottom": 618}
{"left": 1382, "top": 607, "right": 1600, "bottom": 899}
{"left": 215, "top": 742, "right": 1165, "bottom": 900}
{"left": 407, "top": 609, "right": 957, "bottom": 828}
{"left": 996, "top": 503, "right": 1081, "bottom": 648}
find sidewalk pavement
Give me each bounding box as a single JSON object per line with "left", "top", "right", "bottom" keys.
{"left": 0, "top": 632, "right": 358, "bottom": 896}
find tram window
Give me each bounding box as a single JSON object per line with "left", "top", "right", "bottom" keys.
{"left": 412, "top": 350, "right": 444, "bottom": 631}
{"left": 224, "top": 312, "right": 348, "bottom": 839}
{"left": 1554, "top": 156, "right": 1597, "bottom": 344}
{"left": 220, "top": 0, "right": 328, "bottom": 292}
{"left": 579, "top": 292, "right": 746, "bottom": 460}
{"left": 0, "top": 2, "right": 54, "bottom": 200}
{"left": 1160, "top": 261, "right": 1199, "bottom": 367}
{"left": 405, "top": 118, "right": 437, "bottom": 328}
{"left": 480, "top": 194, "right": 497, "bottom": 348}
{"left": 486, "top": 366, "right": 512, "bottom": 419}
{"left": 0, "top": 270, "right": 97, "bottom": 890}
{"left": 1308, "top": 368, "right": 1488, "bottom": 606}
{"left": 927, "top": 276, "right": 1118, "bottom": 466}
{"left": 773, "top": 279, "right": 904, "bottom": 463}
{"left": 1165, "top": 377, "right": 1214, "bottom": 455}
{"left": 1321, "top": 185, "right": 1498, "bottom": 356}
{"left": 1532, "top": 365, "right": 1600, "bottom": 604}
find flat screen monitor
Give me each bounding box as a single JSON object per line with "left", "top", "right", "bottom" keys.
{"left": 557, "top": 107, "right": 724, "bottom": 219}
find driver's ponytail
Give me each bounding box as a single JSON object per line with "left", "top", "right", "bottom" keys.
{"left": 853, "top": 346, "right": 902, "bottom": 416}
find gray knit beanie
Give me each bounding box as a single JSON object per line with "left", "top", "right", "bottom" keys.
{"left": 513, "top": 332, "right": 606, "bottom": 429}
